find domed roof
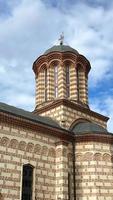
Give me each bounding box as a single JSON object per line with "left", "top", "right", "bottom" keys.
{"left": 44, "top": 44, "right": 79, "bottom": 55}
{"left": 71, "top": 122, "right": 108, "bottom": 134}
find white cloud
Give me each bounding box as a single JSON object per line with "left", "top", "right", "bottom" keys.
{"left": 0, "top": 0, "right": 113, "bottom": 130}
{"left": 90, "top": 96, "right": 113, "bottom": 132}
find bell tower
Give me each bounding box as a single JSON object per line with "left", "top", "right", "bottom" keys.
{"left": 33, "top": 43, "right": 90, "bottom": 109}
{"left": 32, "top": 38, "right": 108, "bottom": 130}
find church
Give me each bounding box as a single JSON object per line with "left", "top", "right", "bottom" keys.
{"left": 0, "top": 37, "right": 113, "bottom": 200}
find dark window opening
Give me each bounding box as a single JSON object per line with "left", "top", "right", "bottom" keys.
{"left": 22, "top": 164, "right": 33, "bottom": 200}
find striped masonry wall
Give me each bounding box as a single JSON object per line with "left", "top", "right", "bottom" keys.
{"left": 75, "top": 141, "right": 113, "bottom": 200}
{"left": 40, "top": 105, "right": 107, "bottom": 130}
{"left": 35, "top": 59, "right": 89, "bottom": 109}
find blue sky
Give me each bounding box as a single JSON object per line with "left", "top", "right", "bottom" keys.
{"left": 0, "top": 0, "right": 113, "bottom": 131}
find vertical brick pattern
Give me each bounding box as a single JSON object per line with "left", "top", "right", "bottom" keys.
{"left": 75, "top": 142, "right": 113, "bottom": 200}
{"left": 78, "top": 66, "right": 88, "bottom": 105}
{"left": 47, "top": 66, "right": 54, "bottom": 100}
{"left": 70, "top": 65, "right": 78, "bottom": 100}
{"left": 36, "top": 69, "right": 45, "bottom": 106}
{"left": 58, "top": 64, "right": 66, "bottom": 98}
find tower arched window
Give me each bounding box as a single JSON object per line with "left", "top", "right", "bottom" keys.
{"left": 54, "top": 65, "right": 58, "bottom": 98}
{"left": 66, "top": 65, "right": 70, "bottom": 97}
{"left": 44, "top": 68, "right": 47, "bottom": 101}
{"left": 21, "top": 164, "right": 33, "bottom": 200}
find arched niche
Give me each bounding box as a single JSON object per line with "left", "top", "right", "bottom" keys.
{"left": 69, "top": 118, "right": 91, "bottom": 131}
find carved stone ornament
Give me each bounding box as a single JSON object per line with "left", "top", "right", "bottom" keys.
{"left": 1, "top": 137, "right": 9, "bottom": 147}
{"left": 26, "top": 143, "right": 34, "bottom": 153}
{"left": 34, "top": 144, "right": 41, "bottom": 154}
{"left": 18, "top": 141, "right": 26, "bottom": 151}
{"left": 9, "top": 139, "right": 18, "bottom": 149}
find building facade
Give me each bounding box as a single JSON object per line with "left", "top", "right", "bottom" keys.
{"left": 0, "top": 42, "right": 113, "bottom": 200}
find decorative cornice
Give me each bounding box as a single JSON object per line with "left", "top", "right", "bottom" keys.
{"left": 33, "top": 51, "right": 91, "bottom": 75}
{"left": 34, "top": 99, "right": 109, "bottom": 122}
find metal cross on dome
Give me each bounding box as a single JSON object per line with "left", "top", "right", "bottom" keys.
{"left": 59, "top": 32, "right": 64, "bottom": 45}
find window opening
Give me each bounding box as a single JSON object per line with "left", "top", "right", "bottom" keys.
{"left": 22, "top": 164, "right": 33, "bottom": 200}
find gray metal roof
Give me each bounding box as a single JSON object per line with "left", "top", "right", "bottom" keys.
{"left": 44, "top": 45, "right": 79, "bottom": 55}
{"left": 72, "top": 122, "right": 108, "bottom": 134}
{"left": 0, "top": 102, "right": 61, "bottom": 129}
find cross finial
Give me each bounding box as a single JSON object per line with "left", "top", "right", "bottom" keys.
{"left": 59, "top": 32, "right": 64, "bottom": 45}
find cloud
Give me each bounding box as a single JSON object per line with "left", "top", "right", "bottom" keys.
{"left": 90, "top": 96, "right": 113, "bottom": 132}
{"left": 0, "top": 0, "right": 113, "bottom": 131}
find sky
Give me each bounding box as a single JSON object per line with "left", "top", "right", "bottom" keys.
{"left": 0, "top": 0, "right": 113, "bottom": 131}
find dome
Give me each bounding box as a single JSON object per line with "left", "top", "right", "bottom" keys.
{"left": 44, "top": 44, "right": 79, "bottom": 55}
{"left": 71, "top": 122, "right": 108, "bottom": 134}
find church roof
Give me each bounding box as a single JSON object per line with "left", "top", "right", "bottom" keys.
{"left": 72, "top": 122, "right": 108, "bottom": 134}
{"left": 0, "top": 102, "right": 61, "bottom": 129}
{"left": 44, "top": 44, "right": 79, "bottom": 55}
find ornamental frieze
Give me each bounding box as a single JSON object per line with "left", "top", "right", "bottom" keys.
{"left": 0, "top": 136, "right": 55, "bottom": 157}
{"left": 75, "top": 152, "right": 112, "bottom": 162}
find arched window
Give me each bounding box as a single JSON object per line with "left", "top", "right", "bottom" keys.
{"left": 54, "top": 65, "right": 58, "bottom": 97}
{"left": 21, "top": 164, "right": 33, "bottom": 200}
{"left": 66, "top": 65, "right": 70, "bottom": 97}
{"left": 44, "top": 68, "right": 47, "bottom": 101}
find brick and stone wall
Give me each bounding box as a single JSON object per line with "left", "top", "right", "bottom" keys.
{"left": 34, "top": 52, "right": 90, "bottom": 110}
{"left": 40, "top": 104, "right": 107, "bottom": 129}
{"left": 0, "top": 122, "right": 59, "bottom": 200}
{"left": 0, "top": 120, "right": 74, "bottom": 200}
{"left": 75, "top": 140, "right": 113, "bottom": 200}
{"left": 0, "top": 119, "right": 113, "bottom": 200}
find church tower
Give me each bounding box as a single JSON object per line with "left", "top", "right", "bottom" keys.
{"left": 1, "top": 36, "right": 113, "bottom": 200}
{"left": 33, "top": 40, "right": 107, "bottom": 130}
